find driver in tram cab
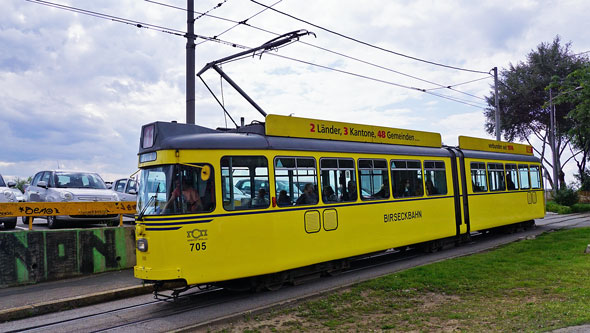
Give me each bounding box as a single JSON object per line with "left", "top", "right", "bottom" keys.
{"left": 163, "top": 178, "right": 203, "bottom": 213}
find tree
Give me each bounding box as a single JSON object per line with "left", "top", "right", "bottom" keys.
{"left": 14, "top": 177, "right": 32, "bottom": 192}
{"left": 484, "top": 36, "right": 588, "bottom": 189}
{"left": 553, "top": 65, "right": 590, "bottom": 188}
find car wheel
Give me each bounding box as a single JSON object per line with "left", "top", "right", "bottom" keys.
{"left": 22, "top": 216, "right": 30, "bottom": 225}
{"left": 4, "top": 218, "right": 17, "bottom": 229}
{"left": 47, "top": 216, "right": 61, "bottom": 229}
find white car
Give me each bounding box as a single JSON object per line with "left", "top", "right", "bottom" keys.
{"left": 24, "top": 170, "right": 120, "bottom": 228}
{"left": 112, "top": 178, "right": 138, "bottom": 202}
{"left": 8, "top": 187, "right": 25, "bottom": 202}
{"left": 0, "top": 174, "right": 17, "bottom": 229}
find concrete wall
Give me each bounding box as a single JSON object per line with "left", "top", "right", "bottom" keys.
{"left": 0, "top": 227, "right": 136, "bottom": 288}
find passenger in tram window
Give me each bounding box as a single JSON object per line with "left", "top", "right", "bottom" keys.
{"left": 399, "top": 179, "right": 413, "bottom": 197}
{"left": 415, "top": 181, "right": 424, "bottom": 196}
{"left": 374, "top": 180, "right": 389, "bottom": 199}
{"left": 426, "top": 179, "right": 438, "bottom": 195}
{"left": 342, "top": 180, "right": 357, "bottom": 201}
{"left": 252, "top": 188, "right": 268, "bottom": 206}
{"left": 506, "top": 174, "right": 516, "bottom": 190}
{"left": 296, "top": 183, "right": 318, "bottom": 205}
{"left": 278, "top": 190, "right": 291, "bottom": 205}
{"left": 323, "top": 186, "right": 337, "bottom": 202}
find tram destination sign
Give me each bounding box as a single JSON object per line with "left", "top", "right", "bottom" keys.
{"left": 265, "top": 115, "right": 442, "bottom": 148}
{"left": 458, "top": 136, "right": 534, "bottom": 155}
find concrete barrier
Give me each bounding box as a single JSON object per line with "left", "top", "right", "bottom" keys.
{"left": 0, "top": 227, "right": 136, "bottom": 288}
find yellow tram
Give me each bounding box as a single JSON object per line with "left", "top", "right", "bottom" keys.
{"left": 134, "top": 115, "right": 545, "bottom": 289}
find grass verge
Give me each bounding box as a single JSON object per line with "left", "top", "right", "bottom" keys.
{"left": 214, "top": 228, "right": 590, "bottom": 332}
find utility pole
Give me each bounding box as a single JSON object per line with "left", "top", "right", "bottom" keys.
{"left": 493, "top": 67, "right": 500, "bottom": 141}
{"left": 549, "top": 88, "right": 559, "bottom": 193}
{"left": 186, "top": 0, "right": 196, "bottom": 124}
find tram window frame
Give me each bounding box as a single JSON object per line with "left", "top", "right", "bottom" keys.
{"left": 358, "top": 159, "right": 390, "bottom": 201}
{"left": 221, "top": 156, "right": 270, "bottom": 211}
{"left": 424, "top": 160, "right": 447, "bottom": 195}
{"left": 471, "top": 162, "right": 488, "bottom": 192}
{"left": 530, "top": 165, "right": 542, "bottom": 189}
{"left": 518, "top": 164, "right": 531, "bottom": 189}
{"left": 487, "top": 163, "right": 506, "bottom": 192}
{"left": 390, "top": 159, "right": 424, "bottom": 199}
{"left": 320, "top": 157, "right": 357, "bottom": 203}
{"left": 274, "top": 156, "right": 318, "bottom": 207}
{"left": 505, "top": 164, "right": 519, "bottom": 190}
{"left": 147, "top": 163, "right": 216, "bottom": 216}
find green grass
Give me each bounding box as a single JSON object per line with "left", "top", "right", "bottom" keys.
{"left": 215, "top": 228, "right": 590, "bottom": 332}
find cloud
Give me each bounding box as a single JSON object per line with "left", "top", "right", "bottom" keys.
{"left": 1, "top": 0, "right": 589, "bottom": 183}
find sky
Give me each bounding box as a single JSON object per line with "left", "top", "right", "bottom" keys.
{"left": 1, "top": 0, "right": 590, "bottom": 184}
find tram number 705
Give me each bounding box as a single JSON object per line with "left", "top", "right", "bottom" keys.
{"left": 189, "top": 242, "right": 207, "bottom": 252}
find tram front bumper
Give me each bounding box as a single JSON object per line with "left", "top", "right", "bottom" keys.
{"left": 134, "top": 265, "right": 182, "bottom": 281}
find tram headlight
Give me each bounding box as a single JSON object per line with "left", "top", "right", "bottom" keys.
{"left": 137, "top": 238, "right": 148, "bottom": 252}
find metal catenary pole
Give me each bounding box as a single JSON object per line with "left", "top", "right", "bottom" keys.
{"left": 186, "top": 0, "right": 196, "bottom": 124}
{"left": 493, "top": 67, "right": 501, "bottom": 141}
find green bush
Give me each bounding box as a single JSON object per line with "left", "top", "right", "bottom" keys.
{"left": 553, "top": 187, "right": 579, "bottom": 206}
{"left": 546, "top": 201, "right": 572, "bottom": 214}
{"left": 570, "top": 203, "right": 590, "bottom": 213}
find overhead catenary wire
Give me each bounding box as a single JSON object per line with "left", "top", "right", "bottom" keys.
{"left": 29, "top": 0, "right": 488, "bottom": 109}
{"left": 25, "top": 0, "right": 240, "bottom": 48}
{"left": 249, "top": 0, "right": 491, "bottom": 75}
{"left": 146, "top": 0, "right": 490, "bottom": 101}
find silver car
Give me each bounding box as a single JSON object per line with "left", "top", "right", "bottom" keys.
{"left": 0, "top": 174, "right": 18, "bottom": 229}
{"left": 24, "top": 170, "right": 120, "bottom": 228}
{"left": 112, "top": 178, "right": 138, "bottom": 202}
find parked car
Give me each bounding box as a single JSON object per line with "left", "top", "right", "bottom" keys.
{"left": 0, "top": 174, "right": 17, "bottom": 229}
{"left": 7, "top": 186, "right": 25, "bottom": 202}
{"left": 24, "top": 170, "right": 120, "bottom": 228}
{"left": 112, "top": 178, "right": 138, "bottom": 202}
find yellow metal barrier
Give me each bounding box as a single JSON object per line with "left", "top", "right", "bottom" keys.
{"left": 0, "top": 201, "right": 136, "bottom": 230}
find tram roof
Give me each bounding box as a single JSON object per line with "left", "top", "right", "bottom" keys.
{"left": 139, "top": 121, "right": 450, "bottom": 157}
{"left": 139, "top": 121, "right": 540, "bottom": 163}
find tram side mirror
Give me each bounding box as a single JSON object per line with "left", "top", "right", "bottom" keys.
{"left": 200, "top": 165, "right": 211, "bottom": 181}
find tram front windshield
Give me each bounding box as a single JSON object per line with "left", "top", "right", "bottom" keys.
{"left": 137, "top": 164, "right": 215, "bottom": 216}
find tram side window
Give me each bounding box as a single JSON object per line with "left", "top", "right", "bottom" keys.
{"left": 320, "top": 158, "right": 357, "bottom": 203}
{"left": 519, "top": 164, "right": 530, "bottom": 189}
{"left": 471, "top": 162, "right": 487, "bottom": 192}
{"left": 530, "top": 165, "right": 542, "bottom": 189}
{"left": 221, "top": 156, "right": 269, "bottom": 210}
{"left": 274, "top": 157, "right": 318, "bottom": 206}
{"left": 161, "top": 164, "right": 215, "bottom": 215}
{"left": 505, "top": 164, "right": 519, "bottom": 190}
{"left": 358, "top": 159, "right": 389, "bottom": 200}
{"left": 424, "top": 161, "right": 447, "bottom": 195}
{"left": 391, "top": 160, "right": 423, "bottom": 198}
{"left": 487, "top": 163, "right": 506, "bottom": 191}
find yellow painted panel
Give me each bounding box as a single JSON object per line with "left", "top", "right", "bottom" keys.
{"left": 459, "top": 136, "right": 533, "bottom": 155}
{"left": 305, "top": 210, "right": 321, "bottom": 233}
{"left": 266, "top": 114, "right": 442, "bottom": 148}
{"left": 323, "top": 209, "right": 338, "bottom": 231}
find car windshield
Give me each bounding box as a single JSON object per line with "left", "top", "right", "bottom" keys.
{"left": 0, "top": 175, "right": 5, "bottom": 187}
{"left": 54, "top": 172, "right": 107, "bottom": 189}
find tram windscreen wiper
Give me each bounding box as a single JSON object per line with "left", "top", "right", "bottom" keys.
{"left": 138, "top": 195, "right": 157, "bottom": 220}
